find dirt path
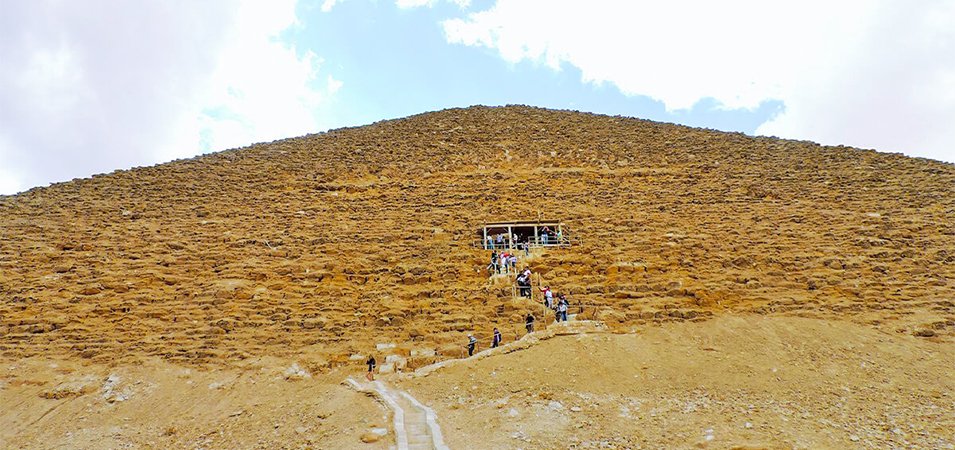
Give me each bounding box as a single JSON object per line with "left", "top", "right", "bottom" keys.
{"left": 347, "top": 378, "right": 448, "bottom": 450}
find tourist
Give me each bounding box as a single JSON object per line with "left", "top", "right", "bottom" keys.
{"left": 489, "top": 251, "right": 498, "bottom": 275}
{"left": 540, "top": 285, "right": 553, "bottom": 309}
{"left": 508, "top": 253, "right": 518, "bottom": 271}
{"left": 366, "top": 355, "right": 376, "bottom": 381}
{"left": 467, "top": 334, "right": 478, "bottom": 356}
{"left": 492, "top": 328, "right": 502, "bottom": 348}
{"left": 486, "top": 234, "right": 494, "bottom": 250}
{"left": 524, "top": 273, "right": 534, "bottom": 297}
{"left": 499, "top": 252, "right": 509, "bottom": 274}
{"left": 525, "top": 314, "right": 535, "bottom": 333}
{"left": 519, "top": 267, "right": 533, "bottom": 297}
{"left": 557, "top": 296, "right": 569, "bottom": 322}
{"left": 516, "top": 272, "right": 530, "bottom": 297}
{"left": 556, "top": 229, "right": 563, "bottom": 244}
{"left": 541, "top": 226, "right": 551, "bottom": 245}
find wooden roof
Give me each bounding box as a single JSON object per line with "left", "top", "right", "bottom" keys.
{"left": 482, "top": 221, "right": 561, "bottom": 227}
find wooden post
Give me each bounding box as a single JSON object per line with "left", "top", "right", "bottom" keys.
{"left": 537, "top": 272, "right": 546, "bottom": 330}
{"left": 483, "top": 227, "right": 488, "bottom": 250}
{"left": 507, "top": 225, "right": 513, "bottom": 249}
{"left": 533, "top": 226, "right": 539, "bottom": 247}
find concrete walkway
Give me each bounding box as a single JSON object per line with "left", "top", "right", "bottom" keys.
{"left": 406, "top": 320, "right": 609, "bottom": 378}
{"left": 346, "top": 378, "right": 448, "bottom": 450}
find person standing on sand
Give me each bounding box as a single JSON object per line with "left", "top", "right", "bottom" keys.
{"left": 366, "top": 355, "right": 377, "bottom": 381}
{"left": 492, "top": 328, "right": 502, "bottom": 348}
{"left": 467, "top": 334, "right": 478, "bottom": 356}
{"left": 525, "top": 314, "right": 535, "bottom": 333}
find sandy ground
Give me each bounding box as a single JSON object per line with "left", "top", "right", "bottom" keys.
{"left": 399, "top": 315, "right": 955, "bottom": 450}
{"left": 1, "top": 315, "right": 952, "bottom": 449}
{"left": 0, "top": 357, "right": 392, "bottom": 449}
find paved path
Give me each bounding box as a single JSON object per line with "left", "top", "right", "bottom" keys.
{"left": 346, "top": 378, "right": 448, "bottom": 450}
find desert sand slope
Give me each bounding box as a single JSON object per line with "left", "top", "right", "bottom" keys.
{"left": 0, "top": 357, "right": 393, "bottom": 449}
{"left": 2, "top": 315, "right": 950, "bottom": 449}
{"left": 0, "top": 105, "right": 952, "bottom": 367}
{"left": 400, "top": 315, "right": 954, "bottom": 450}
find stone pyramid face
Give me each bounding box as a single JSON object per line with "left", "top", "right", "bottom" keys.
{"left": 1, "top": 105, "right": 953, "bottom": 366}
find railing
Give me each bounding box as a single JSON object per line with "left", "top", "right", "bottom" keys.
{"left": 472, "top": 235, "right": 579, "bottom": 250}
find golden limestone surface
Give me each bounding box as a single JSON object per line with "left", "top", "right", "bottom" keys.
{"left": 1, "top": 106, "right": 952, "bottom": 366}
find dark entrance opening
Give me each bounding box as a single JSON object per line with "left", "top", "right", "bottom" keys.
{"left": 478, "top": 221, "right": 565, "bottom": 250}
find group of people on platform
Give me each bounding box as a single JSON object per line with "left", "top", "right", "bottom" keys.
{"left": 485, "top": 226, "right": 565, "bottom": 251}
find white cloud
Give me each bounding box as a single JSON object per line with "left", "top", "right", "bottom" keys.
{"left": 321, "top": 0, "right": 340, "bottom": 12}
{"left": 443, "top": 0, "right": 955, "bottom": 162}
{"left": 327, "top": 74, "right": 344, "bottom": 95}
{"left": 397, "top": 0, "right": 436, "bottom": 8}
{"left": 0, "top": 0, "right": 337, "bottom": 195}
{"left": 396, "top": 0, "right": 471, "bottom": 10}
{"left": 173, "top": 0, "right": 329, "bottom": 159}
{"left": 0, "top": 136, "right": 24, "bottom": 195}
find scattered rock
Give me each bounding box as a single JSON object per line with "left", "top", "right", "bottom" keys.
{"left": 283, "top": 363, "right": 311, "bottom": 380}
{"left": 360, "top": 432, "right": 381, "bottom": 443}
{"left": 914, "top": 329, "right": 936, "bottom": 337}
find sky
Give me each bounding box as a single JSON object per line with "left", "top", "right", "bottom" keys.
{"left": 1, "top": 0, "right": 953, "bottom": 195}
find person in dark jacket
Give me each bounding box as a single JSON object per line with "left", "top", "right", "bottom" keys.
{"left": 492, "top": 328, "right": 502, "bottom": 348}
{"left": 366, "top": 355, "right": 377, "bottom": 380}
{"left": 525, "top": 314, "right": 535, "bottom": 333}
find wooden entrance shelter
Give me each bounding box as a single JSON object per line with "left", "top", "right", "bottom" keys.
{"left": 479, "top": 220, "right": 565, "bottom": 249}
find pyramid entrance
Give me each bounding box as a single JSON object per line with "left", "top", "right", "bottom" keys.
{"left": 479, "top": 220, "right": 565, "bottom": 250}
